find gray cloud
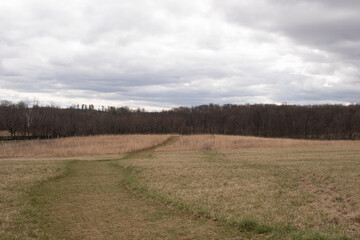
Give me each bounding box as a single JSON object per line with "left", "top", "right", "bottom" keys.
{"left": 214, "top": 0, "right": 360, "bottom": 59}
{"left": 0, "top": 0, "right": 359, "bottom": 109}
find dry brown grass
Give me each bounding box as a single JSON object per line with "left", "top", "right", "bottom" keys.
{"left": 156, "top": 134, "right": 360, "bottom": 151}
{"left": 0, "top": 134, "right": 170, "bottom": 158}
{"left": 0, "top": 130, "right": 10, "bottom": 136}
{"left": 124, "top": 144, "right": 360, "bottom": 239}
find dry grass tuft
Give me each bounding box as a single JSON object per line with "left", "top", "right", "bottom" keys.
{"left": 0, "top": 135, "right": 170, "bottom": 158}
{"left": 156, "top": 134, "right": 360, "bottom": 151}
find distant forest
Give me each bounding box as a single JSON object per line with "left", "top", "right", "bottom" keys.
{"left": 1, "top": 100, "right": 360, "bottom": 140}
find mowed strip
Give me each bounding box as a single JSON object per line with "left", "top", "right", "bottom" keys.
{"left": 31, "top": 160, "right": 242, "bottom": 240}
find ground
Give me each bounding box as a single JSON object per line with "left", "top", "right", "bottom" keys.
{"left": 0, "top": 135, "right": 359, "bottom": 239}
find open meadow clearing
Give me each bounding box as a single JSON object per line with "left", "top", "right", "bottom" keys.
{"left": 0, "top": 135, "right": 359, "bottom": 239}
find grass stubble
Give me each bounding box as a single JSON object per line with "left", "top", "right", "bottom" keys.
{"left": 1, "top": 134, "right": 359, "bottom": 239}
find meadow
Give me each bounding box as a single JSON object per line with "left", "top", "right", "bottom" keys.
{"left": 0, "top": 135, "right": 359, "bottom": 239}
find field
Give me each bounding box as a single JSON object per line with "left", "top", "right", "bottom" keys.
{"left": 0, "top": 135, "right": 359, "bottom": 239}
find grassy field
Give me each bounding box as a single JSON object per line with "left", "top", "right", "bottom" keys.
{"left": 1, "top": 135, "right": 359, "bottom": 239}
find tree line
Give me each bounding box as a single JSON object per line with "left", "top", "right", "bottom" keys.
{"left": 1, "top": 100, "right": 360, "bottom": 140}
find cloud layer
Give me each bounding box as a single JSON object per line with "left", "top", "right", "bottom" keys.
{"left": 0, "top": 0, "right": 359, "bottom": 109}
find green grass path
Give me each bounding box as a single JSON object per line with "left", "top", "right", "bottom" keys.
{"left": 31, "top": 160, "right": 242, "bottom": 239}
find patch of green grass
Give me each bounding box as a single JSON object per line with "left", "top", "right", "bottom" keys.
{"left": 234, "top": 217, "right": 273, "bottom": 234}
{"left": 13, "top": 161, "right": 72, "bottom": 239}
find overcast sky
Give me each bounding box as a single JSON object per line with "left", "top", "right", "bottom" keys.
{"left": 1, "top": 0, "right": 359, "bottom": 110}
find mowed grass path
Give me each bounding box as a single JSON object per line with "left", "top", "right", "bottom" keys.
{"left": 30, "top": 160, "right": 242, "bottom": 240}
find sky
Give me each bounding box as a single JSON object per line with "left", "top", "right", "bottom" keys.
{"left": 0, "top": 0, "right": 359, "bottom": 110}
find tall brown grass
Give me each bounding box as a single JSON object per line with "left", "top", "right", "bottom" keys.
{"left": 156, "top": 134, "right": 360, "bottom": 151}
{"left": 0, "top": 135, "right": 170, "bottom": 158}
{"left": 0, "top": 130, "right": 10, "bottom": 136}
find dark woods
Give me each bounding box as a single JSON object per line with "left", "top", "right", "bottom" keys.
{"left": 1, "top": 100, "right": 360, "bottom": 140}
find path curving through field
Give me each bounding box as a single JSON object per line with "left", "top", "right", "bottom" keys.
{"left": 31, "top": 138, "right": 242, "bottom": 239}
